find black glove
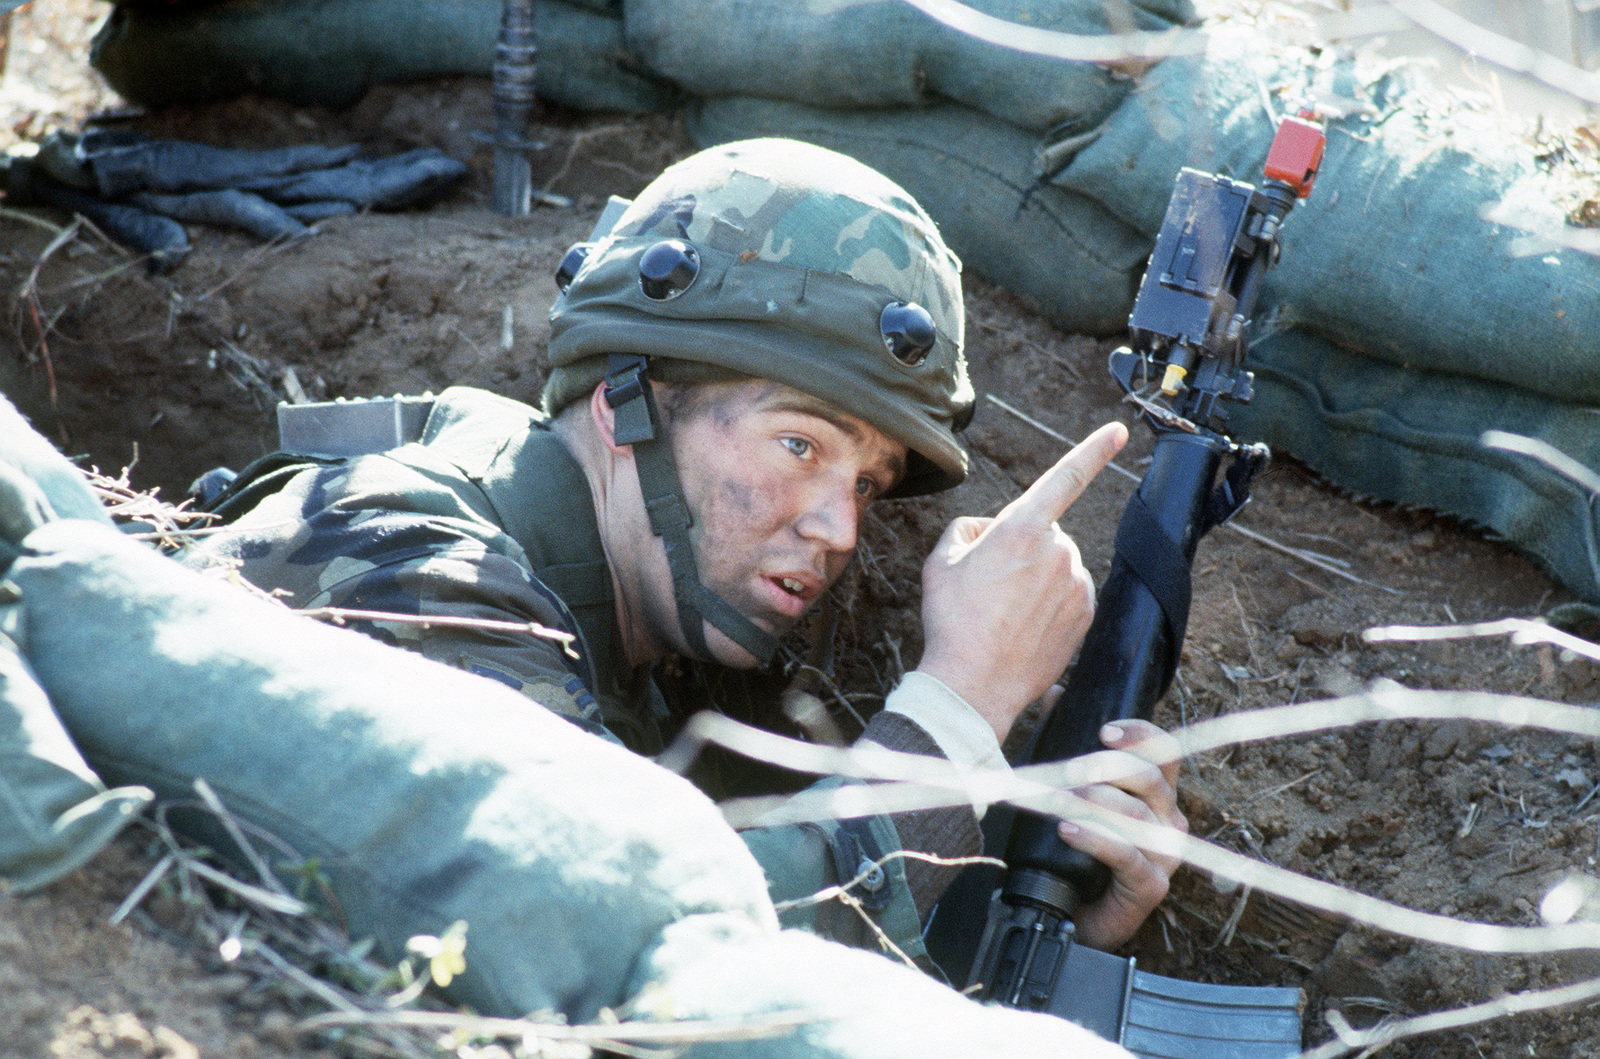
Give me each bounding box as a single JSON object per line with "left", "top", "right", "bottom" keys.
{"left": 1, "top": 154, "right": 191, "bottom": 271}
{"left": 6, "top": 129, "right": 469, "bottom": 271}
{"left": 231, "top": 147, "right": 473, "bottom": 209}
{"left": 43, "top": 128, "right": 361, "bottom": 198}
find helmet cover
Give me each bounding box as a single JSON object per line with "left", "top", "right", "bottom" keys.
{"left": 544, "top": 138, "right": 972, "bottom": 496}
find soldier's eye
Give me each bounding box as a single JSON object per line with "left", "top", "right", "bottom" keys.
{"left": 781, "top": 437, "right": 811, "bottom": 458}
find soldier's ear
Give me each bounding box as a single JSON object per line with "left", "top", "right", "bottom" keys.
{"left": 590, "top": 381, "right": 619, "bottom": 449}
{"left": 590, "top": 380, "right": 629, "bottom": 455}
{"left": 590, "top": 379, "right": 678, "bottom": 454}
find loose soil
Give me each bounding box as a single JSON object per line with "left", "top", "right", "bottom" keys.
{"left": 2, "top": 3, "right": 1598, "bottom": 1056}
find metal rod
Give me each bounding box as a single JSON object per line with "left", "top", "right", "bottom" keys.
{"left": 492, "top": 0, "right": 538, "bottom": 216}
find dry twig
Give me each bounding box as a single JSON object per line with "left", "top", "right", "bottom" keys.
{"left": 538, "top": 124, "right": 657, "bottom": 200}
{"left": 1364, "top": 617, "right": 1600, "bottom": 665}
{"left": 774, "top": 850, "right": 1005, "bottom": 969}
{"left": 111, "top": 782, "right": 447, "bottom": 1058}
{"left": 301, "top": 1007, "right": 821, "bottom": 1052}
{"left": 82, "top": 462, "right": 217, "bottom": 547}
{"left": 14, "top": 213, "right": 83, "bottom": 405}
{"left": 1307, "top": 975, "right": 1600, "bottom": 1059}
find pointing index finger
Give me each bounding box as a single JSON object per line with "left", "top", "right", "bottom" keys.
{"left": 1000, "top": 421, "right": 1129, "bottom": 526}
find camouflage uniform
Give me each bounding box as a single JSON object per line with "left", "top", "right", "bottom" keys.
{"left": 185, "top": 385, "right": 981, "bottom": 962}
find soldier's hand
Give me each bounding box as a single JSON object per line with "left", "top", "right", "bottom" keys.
{"left": 1056, "top": 718, "right": 1187, "bottom": 951}
{"left": 914, "top": 420, "right": 1127, "bottom": 743}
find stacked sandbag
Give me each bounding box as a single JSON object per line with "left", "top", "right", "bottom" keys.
{"left": 683, "top": 25, "right": 1600, "bottom": 606}
{"left": 90, "top": 0, "right": 675, "bottom": 112}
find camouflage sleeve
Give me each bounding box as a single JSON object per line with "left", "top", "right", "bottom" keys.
{"left": 737, "top": 779, "right": 930, "bottom": 964}
{"left": 734, "top": 709, "right": 982, "bottom": 965}
{"left": 311, "top": 540, "right": 607, "bottom": 731}
{"left": 183, "top": 461, "right": 608, "bottom": 736}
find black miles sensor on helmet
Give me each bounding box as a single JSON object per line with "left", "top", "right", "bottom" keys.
{"left": 880, "top": 300, "right": 936, "bottom": 366}
{"left": 554, "top": 243, "right": 589, "bottom": 293}
{"left": 639, "top": 240, "right": 700, "bottom": 300}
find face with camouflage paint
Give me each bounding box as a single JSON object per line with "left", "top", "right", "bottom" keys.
{"left": 634, "top": 377, "right": 907, "bottom": 667}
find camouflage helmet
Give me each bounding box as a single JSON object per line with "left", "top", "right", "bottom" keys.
{"left": 543, "top": 137, "right": 973, "bottom": 497}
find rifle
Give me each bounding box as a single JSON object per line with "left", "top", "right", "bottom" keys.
{"left": 929, "top": 112, "right": 1328, "bottom": 1057}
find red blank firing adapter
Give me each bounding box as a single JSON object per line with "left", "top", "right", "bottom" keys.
{"left": 1263, "top": 111, "right": 1326, "bottom": 198}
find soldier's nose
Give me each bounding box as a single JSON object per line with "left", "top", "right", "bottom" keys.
{"left": 794, "top": 486, "right": 859, "bottom": 553}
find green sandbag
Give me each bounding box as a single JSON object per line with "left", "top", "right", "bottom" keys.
{"left": 627, "top": 0, "right": 1193, "bottom": 135}
{"left": 1035, "top": 30, "right": 1600, "bottom": 600}
{"left": 9, "top": 515, "right": 774, "bottom": 1018}
{"left": 0, "top": 398, "right": 115, "bottom": 529}
{"left": 0, "top": 409, "right": 149, "bottom": 894}
{"left": 621, "top": 912, "right": 1132, "bottom": 1057}
{"left": 5, "top": 522, "right": 1131, "bottom": 1056}
{"left": 1231, "top": 333, "right": 1600, "bottom": 603}
{"left": 686, "top": 41, "right": 1600, "bottom": 603}
{"left": 90, "top": 0, "right": 675, "bottom": 112}
{"left": 0, "top": 603, "right": 151, "bottom": 894}
{"left": 686, "top": 96, "right": 1153, "bottom": 336}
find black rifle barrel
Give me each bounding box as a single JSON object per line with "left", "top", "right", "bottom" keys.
{"left": 1001, "top": 428, "right": 1225, "bottom": 914}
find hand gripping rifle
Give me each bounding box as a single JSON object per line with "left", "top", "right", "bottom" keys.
{"left": 953, "top": 113, "right": 1328, "bottom": 1057}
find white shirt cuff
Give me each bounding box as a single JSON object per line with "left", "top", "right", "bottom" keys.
{"left": 883, "top": 670, "right": 1008, "bottom": 774}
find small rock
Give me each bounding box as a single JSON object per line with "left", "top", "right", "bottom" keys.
{"left": 1556, "top": 766, "right": 1591, "bottom": 790}
{"left": 1313, "top": 932, "right": 1385, "bottom": 999}
{"left": 1219, "top": 662, "right": 1253, "bottom": 684}
{"left": 1421, "top": 720, "right": 1468, "bottom": 761}
{"left": 1314, "top": 661, "right": 1364, "bottom": 698}
{"left": 1292, "top": 622, "right": 1348, "bottom": 651}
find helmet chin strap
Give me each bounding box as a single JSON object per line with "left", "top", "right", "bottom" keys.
{"left": 603, "top": 353, "right": 780, "bottom": 666}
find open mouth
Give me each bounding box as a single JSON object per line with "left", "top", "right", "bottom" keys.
{"left": 763, "top": 575, "right": 815, "bottom": 616}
